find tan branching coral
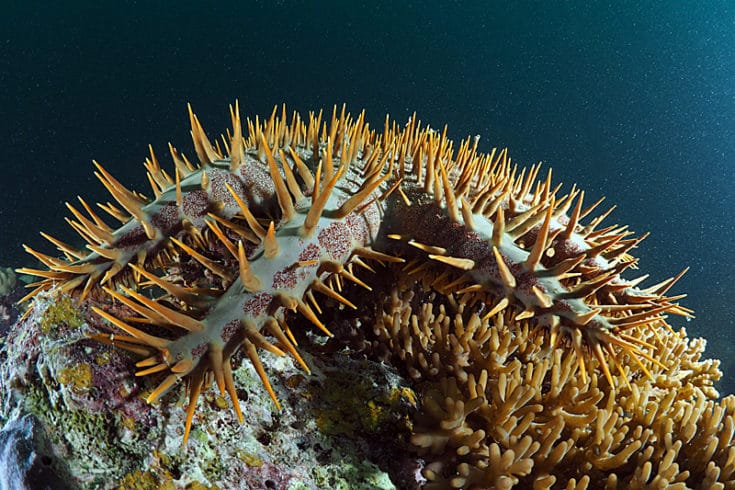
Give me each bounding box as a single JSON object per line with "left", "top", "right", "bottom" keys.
{"left": 366, "top": 266, "right": 734, "bottom": 489}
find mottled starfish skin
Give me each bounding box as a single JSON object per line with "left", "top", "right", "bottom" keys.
{"left": 379, "top": 186, "right": 634, "bottom": 349}
{"left": 18, "top": 104, "right": 690, "bottom": 445}
{"left": 62, "top": 158, "right": 279, "bottom": 290}
{"left": 159, "top": 165, "right": 384, "bottom": 372}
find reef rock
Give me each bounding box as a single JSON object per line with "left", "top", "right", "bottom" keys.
{"left": 0, "top": 290, "right": 420, "bottom": 489}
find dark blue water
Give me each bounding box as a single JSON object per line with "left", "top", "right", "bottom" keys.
{"left": 1, "top": 2, "right": 733, "bottom": 392}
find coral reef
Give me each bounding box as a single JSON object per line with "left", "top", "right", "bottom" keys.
{"left": 1, "top": 289, "right": 418, "bottom": 489}
{"left": 2, "top": 103, "right": 732, "bottom": 488}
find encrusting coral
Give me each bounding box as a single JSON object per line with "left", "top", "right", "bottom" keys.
{"left": 13, "top": 102, "right": 734, "bottom": 488}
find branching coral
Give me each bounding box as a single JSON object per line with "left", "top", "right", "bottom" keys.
{"left": 364, "top": 265, "right": 733, "bottom": 488}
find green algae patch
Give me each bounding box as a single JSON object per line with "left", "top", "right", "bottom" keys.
{"left": 39, "top": 293, "right": 84, "bottom": 332}
{"left": 310, "top": 462, "right": 396, "bottom": 490}
{"left": 235, "top": 449, "right": 263, "bottom": 467}
{"left": 95, "top": 350, "right": 112, "bottom": 366}
{"left": 312, "top": 363, "right": 417, "bottom": 437}
{"left": 117, "top": 469, "right": 176, "bottom": 490}
{"left": 57, "top": 362, "right": 93, "bottom": 394}
{"left": 117, "top": 450, "right": 222, "bottom": 490}
{"left": 185, "top": 482, "right": 221, "bottom": 490}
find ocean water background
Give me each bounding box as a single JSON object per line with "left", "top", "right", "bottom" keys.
{"left": 1, "top": 2, "right": 733, "bottom": 393}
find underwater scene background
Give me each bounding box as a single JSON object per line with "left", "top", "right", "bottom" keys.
{"left": 1, "top": 1, "right": 733, "bottom": 394}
